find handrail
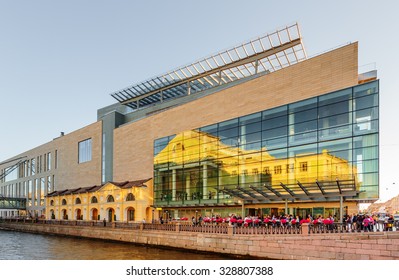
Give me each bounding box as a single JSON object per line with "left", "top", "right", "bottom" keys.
{"left": 2, "top": 217, "right": 396, "bottom": 235}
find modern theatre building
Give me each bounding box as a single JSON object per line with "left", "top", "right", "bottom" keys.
{"left": 0, "top": 23, "right": 379, "bottom": 222}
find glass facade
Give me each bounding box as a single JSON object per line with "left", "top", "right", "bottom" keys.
{"left": 153, "top": 81, "right": 379, "bottom": 206}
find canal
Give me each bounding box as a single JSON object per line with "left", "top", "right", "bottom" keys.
{"left": 0, "top": 229, "right": 234, "bottom": 260}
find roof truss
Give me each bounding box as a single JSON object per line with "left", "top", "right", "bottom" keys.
{"left": 110, "top": 23, "right": 307, "bottom": 110}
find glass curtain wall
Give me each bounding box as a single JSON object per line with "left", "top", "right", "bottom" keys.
{"left": 153, "top": 81, "right": 379, "bottom": 205}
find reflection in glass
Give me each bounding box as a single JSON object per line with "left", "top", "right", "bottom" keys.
{"left": 154, "top": 82, "right": 379, "bottom": 205}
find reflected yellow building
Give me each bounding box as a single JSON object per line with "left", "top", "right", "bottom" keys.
{"left": 154, "top": 129, "right": 361, "bottom": 219}
{"left": 154, "top": 130, "right": 357, "bottom": 197}
{"left": 45, "top": 179, "right": 153, "bottom": 222}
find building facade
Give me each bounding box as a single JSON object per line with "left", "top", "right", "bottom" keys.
{"left": 0, "top": 23, "right": 379, "bottom": 221}
{"left": 45, "top": 179, "right": 152, "bottom": 222}
{"left": 1, "top": 122, "right": 102, "bottom": 218}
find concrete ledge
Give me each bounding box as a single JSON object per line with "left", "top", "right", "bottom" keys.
{"left": 1, "top": 222, "right": 398, "bottom": 260}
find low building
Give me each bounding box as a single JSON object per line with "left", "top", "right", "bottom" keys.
{"left": 45, "top": 179, "right": 152, "bottom": 222}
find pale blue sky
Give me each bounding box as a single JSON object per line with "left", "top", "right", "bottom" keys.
{"left": 1, "top": 1, "right": 398, "bottom": 201}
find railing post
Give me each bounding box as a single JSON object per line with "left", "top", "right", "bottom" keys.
{"left": 301, "top": 223, "right": 309, "bottom": 235}
{"left": 176, "top": 222, "right": 180, "bottom": 233}
{"left": 228, "top": 225, "right": 234, "bottom": 236}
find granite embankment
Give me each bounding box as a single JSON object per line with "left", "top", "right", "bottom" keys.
{"left": 1, "top": 221, "right": 398, "bottom": 260}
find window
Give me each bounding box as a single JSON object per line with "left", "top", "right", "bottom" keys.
{"left": 286, "top": 164, "right": 294, "bottom": 173}
{"left": 102, "top": 133, "right": 106, "bottom": 183}
{"left": 55, "top": 150, "right": 58, "bottom": 169}
{"left": 47, "top": 152, "right": 51, "bottom": 171}
{"left": 75, "top": 198, "right": 81, "bottom": 204}
{"left": 78, "top": 138, "right": 92, "bottom": 163}
{"left": 107, "top": 195, "right": 114, "bottom": 202}
{"left": 50, "top": 200, "right": 54, "bottom": 206}
{"left": 47, "top": 176, "right": 52, "bottom": 194}
{"left": 263, "top": 167, "right": 270, "bottom": 174}
{"left": 173, "top": 143, "right": 182, "bottom": 152}
{"left": 62, "top": 199, "right": 67, "bottom": 205}
{"left": 300, "top": 162, "right": 308, "bottom": 172}
{"left": 91, "top": 196, "right": 98, "bottom": 203}
{"left": 31, "top": 158, "right": 36, "bottom": 175}
{"left": 126, "top": 193, "right": 135, "bottom": 201}
{"left": 274, "top": 165, "right": 282, "bottom": 174}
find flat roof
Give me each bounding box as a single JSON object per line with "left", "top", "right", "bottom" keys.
{"left": 110, "top": 23, "right": 307, "bottom": 110}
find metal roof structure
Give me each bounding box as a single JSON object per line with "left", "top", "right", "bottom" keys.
{"left": 111, "top": 23, "right": 307, "bottom": 110}
{"left": 220, "top": 179, "right": 360, "bottom": 204}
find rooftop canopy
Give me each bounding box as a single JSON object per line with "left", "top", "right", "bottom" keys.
{"left": 111, "top": 23, "right": 307, "bottom": 110}
{"left": 220, "top": 179, "right": 360, "bottom": 204}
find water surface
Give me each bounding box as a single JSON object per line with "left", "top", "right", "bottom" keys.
{"left": 0, "top": 229, "right": 234, "bottom": 260}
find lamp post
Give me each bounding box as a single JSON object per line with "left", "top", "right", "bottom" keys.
{"left": 195, "top": 210, "right": 198, "bottom": 226}
{"left": 152, "top": 209, "right": 154, "bottom": 224}
{"left": 165, "top": 210, "right": 168, "bottom": 224}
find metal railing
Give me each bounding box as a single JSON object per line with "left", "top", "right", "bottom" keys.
{"left": 234, "top": 224, "right": 301, "bottom": 235}
{"left": 1, "top": 217, "right": 397, "bottom": 235}
{"left": 180, "top": 223, "right": 229, "bottom": 234}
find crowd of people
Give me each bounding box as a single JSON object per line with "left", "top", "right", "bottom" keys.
{"left": 181, "top": 212, "right": 397, "bottom": 232}
{"left": 342, "top": 213, "right": 396, "bottom": 232}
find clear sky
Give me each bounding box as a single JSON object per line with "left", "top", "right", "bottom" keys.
{"left": 1, "top": 1, "right": 398, "bottom": 202}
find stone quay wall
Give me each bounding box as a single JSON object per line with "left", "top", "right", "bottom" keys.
{"left": 1, "top": 222, "right": 398, "bottom": 260}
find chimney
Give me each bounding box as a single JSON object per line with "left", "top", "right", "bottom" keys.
{"left": 60, "top": 132, "right": 65, "bottom": 137}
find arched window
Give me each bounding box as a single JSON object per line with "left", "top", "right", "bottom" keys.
{"left": 61, "top": 199, "right": 67, "bottom": 205}
{"left": 107, "top": 195, "right": 114, "bottom": 203}
{"left": 126, "top": 193, "right": 135, "bottom": 201}
{"left": 75, "top": 198, "right": 81, "bottom": 204}
{"left": 91, "top": 196, "right": 98, "bottom": 203}
{"left": 50, "top": 200, "right": 54, "bottom": 206}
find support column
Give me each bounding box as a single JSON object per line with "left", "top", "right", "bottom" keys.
{"left": 218, "top": 170, "right": 223, "bottom": 200}
{"left": 203, "top": 165, "right": 207, "bottom": 200}
{"left": 172, "top": 169, "right": 176, "bottom": 201}
{"left": 339, "top": 196, "right": 343, "bottom": 223}
{"left": 285, "top": 199, "right": 288, "bottom": 215}
{"left": 186, "top": 175, "right": 191, "bottom": 200}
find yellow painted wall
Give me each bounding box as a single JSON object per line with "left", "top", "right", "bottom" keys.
{"left": 46, "top": 181, "right": 153, "bottom": 222}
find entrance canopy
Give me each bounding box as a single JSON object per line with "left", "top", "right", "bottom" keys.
{"left": 220, "top": 179, "right": 360, "bottom": 204}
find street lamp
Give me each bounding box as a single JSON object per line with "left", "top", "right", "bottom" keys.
{"left": 195, "top": 210, "right": 198, "bottom": 226}
{"left": 165, "top": 210, "right": 168, "bottom": 224}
